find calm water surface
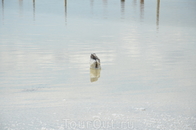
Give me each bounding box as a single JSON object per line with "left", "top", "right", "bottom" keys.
{"left": 0, "top": 0, "right": 196, "bottom": 129}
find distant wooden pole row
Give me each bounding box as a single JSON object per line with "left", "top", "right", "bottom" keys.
{"left": 1, "top": 0, "right": 160, "bottom": 28}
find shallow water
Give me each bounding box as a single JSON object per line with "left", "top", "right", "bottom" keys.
{"left": 0, "top": 0, "right": 196, "bottom": 129}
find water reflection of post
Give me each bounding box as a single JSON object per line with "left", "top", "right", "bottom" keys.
{"left": 90, "top": 0, "right": 94, "bottom": 6}
{"left": 19, "top": 0, "right": 23, "bottom": 16}
{"left": 140, "top": 0, "right": 144, "bottom": 20}
{"left": 33, "top": 0, "right": 35, "bottom": 21}
{"left": 121, "top": 0, "right": 125, "bottom": 19}
{"left": 156, "top": 0, "right": 160, "bottom": 30}
{"left": 103, "top": 0, "right": 107, "bottom": 6}
{"left": 133, "top": 0, "right": 137, "bottom": 6}
{"left": 103, "top": 0, "right": 107, "bottom": 19}
{"left": 64, "top": 0, "right": 67, "bottom": 24}
{"left": 2, "top": 0, "right": 4, "bottom": 21}
{"left": 90, "top": 0, "right": 94, "bottom": 15}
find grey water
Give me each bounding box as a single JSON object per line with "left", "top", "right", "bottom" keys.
{"left": 0, "top": 0, "right": 196, "bottom": 129}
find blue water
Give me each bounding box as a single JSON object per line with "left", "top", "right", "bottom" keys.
{"left": 0, "top": 0, "right": 196, "bottom": 129}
